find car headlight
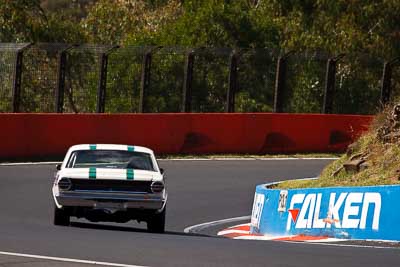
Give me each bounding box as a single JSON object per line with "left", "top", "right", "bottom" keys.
{"left": 151, "top": 181, "right": 164, "bottom": 193}
{"left": 58, "top": 178, "right": 72, "bottom": 191}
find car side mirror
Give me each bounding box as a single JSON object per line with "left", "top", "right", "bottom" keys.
{"left": 56, "top": 164, "right": 61, "bottom": 171}
{"left": 160, "top": 168, "right": 165, "bottom": 175}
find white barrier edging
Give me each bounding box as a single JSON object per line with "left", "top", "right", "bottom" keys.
{"left": 0, "top": 158, "right": 338, "bottom": 166}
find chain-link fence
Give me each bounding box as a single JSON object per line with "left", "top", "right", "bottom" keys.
{"left": 105, "top": 46, "right": 146, "bottom": 113}
{"left": 236, "top": 49, "right": 278, "bottom": 112}
{"left": 0, "top": 44, "right": 18, "bottom": 112}
{"left": 20, "top": 43, "right": 68, "bottom": 112}
{"left": 0, "top": 43, "right": 398, "bottom": 114}
{"left": 282, "top": 51, "right": 329, "bottom": 113}
{"left": 332, "top": 54, "right": 384, "bottom": 115}
{"left": 0, "top": 43, "right": 33, "bottom": 112}
{"left": 64, "top": 44, "right": 113, "bottom": 113}
{"left": 191, "top": 48, "right": 231, "bottom": 112}
{"left": 145, "top": 47, "right": 186, "bottom": 113}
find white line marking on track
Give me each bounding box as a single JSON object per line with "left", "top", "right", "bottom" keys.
{"left": 0, "top": 251, "right": 148, "bottom": 267}
{"left": 161, "top": 158, "right": 339, "bottom": 161}
{"left": 159, "top": 158, "right": 339, "bottom": 161}
{"left": 0, "top": 162, "right": 61, "bottom": 166}
{"left": 184, "top": 215, "right": 251, "bottom": 234}
{"left": 0, "top": 157, "right": 338, "bottom": 166}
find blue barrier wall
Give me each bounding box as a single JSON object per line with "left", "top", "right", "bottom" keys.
{"left": 250, "top": 184, "right": 400, "bottom": 241}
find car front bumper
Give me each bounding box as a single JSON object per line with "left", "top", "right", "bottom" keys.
{"left": 55, "top": 190, "right": 166, "bottom": 210}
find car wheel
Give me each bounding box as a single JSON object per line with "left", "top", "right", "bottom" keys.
{"left": 147, "top": 207, "right": 166, "bottom": 233}
{"left": 53, "top": 205, "right": 70, "bottom": 226}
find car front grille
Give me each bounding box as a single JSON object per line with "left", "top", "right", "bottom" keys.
{"left": 69, "top": 179, "right": 153, "bottom": 193}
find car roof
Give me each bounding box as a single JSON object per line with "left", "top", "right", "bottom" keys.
{"left": 68, "top": 144, "right": 154, "bottom": 154}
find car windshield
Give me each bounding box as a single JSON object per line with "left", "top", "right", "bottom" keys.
{"left": 66, "top": 150, "right": 155, "bottom": 171}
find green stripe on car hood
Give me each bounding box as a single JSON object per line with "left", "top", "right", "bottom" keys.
{"left": 127, "top": 169, "right": 134, "bottom": 180}
{"left": 89, "top": 168, "right": 96, "bottom": 179}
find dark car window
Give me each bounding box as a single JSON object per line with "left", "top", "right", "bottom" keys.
{"left": 66, "top": 150, "right": 155, "bottom": 171}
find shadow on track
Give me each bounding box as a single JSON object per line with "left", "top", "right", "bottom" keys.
{"left": 70, "top": 221, "right": 212, "bottom": 238}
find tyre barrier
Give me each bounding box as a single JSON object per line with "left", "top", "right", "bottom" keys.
{"left": 250, "top": 182, "right": 400, "bottom": 241}
{"left": 0, "top": 113, "right": 372, "bottom": 159}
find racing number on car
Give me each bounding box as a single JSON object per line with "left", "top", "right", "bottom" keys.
{"left": 251, "top": 193, "right": 265, "bottom": 230}
{"left": 278, "top": 190, "right": 288, "bottom": 212}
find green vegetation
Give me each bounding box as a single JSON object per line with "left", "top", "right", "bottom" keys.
{"left": 1, "top": 0, "right": 399, "bottom": 113}
{"left": 277, "top": 105, "right": 400, "bottom": 188}
{"left": 2, "top": 0, "right": 397, "bottom": 56}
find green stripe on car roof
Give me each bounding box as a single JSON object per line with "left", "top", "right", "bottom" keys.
{"left": 127, "top": 145, "right": 135, "bottom": 152}
{"left": 89, "top": 144, "right": 97, "bottom": 150}
{"left": 89, "top": 168, "right": 96, "bottom": 179}
{"left": 127, "top": 169, "right": 134, "bottom": 180}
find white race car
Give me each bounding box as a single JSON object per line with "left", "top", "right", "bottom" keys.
{"left": 52, "top": 144, "right": 167, "bottom": 233}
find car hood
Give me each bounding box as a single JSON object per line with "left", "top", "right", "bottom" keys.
{"left": 58, "top": 168, "right": 161, "bottom": 181}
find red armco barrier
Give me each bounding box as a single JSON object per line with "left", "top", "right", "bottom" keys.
{"left": 0, "top": 113, "right": 373, "bottom": 159}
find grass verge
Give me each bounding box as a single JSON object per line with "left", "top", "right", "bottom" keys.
{"left": 277, "top": 106, "right": 400, "bottom": 189}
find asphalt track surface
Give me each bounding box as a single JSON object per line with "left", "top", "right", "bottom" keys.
{"left": 1, "top": 159, "right": 399, "bottom": 267}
